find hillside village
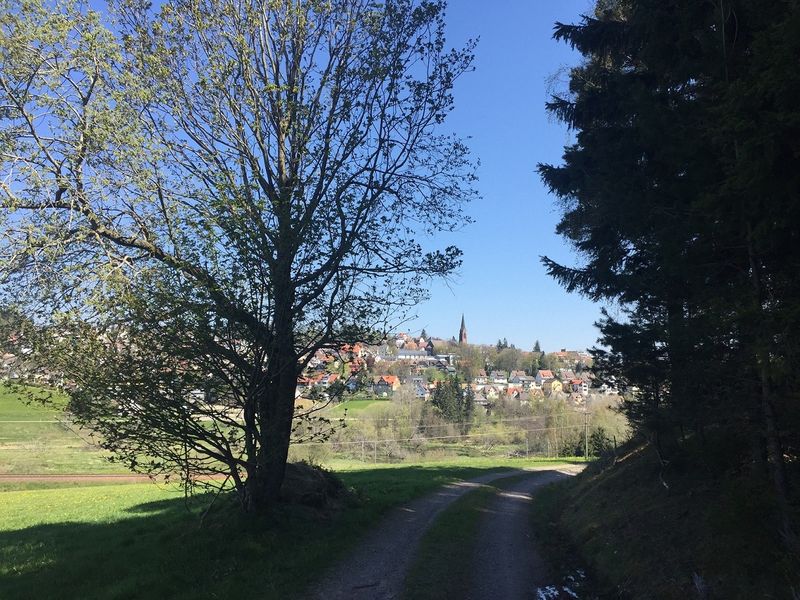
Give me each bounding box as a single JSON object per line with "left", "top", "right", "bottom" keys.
{"left": 297, "top": 319, "right": 620, "bottom": 410}
{"left": 0, "top": 315, "right": 620, "bottom": 413}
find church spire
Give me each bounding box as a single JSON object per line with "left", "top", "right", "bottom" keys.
{"left": 458, "top": 314, "right": 468, "bottom": 345}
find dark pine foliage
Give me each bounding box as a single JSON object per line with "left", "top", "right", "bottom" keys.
{"left": 540, "top": 0, "right": 800, "bottom": 522}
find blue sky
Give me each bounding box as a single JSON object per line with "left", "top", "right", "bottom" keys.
{"left": 403, "top": 0, "right": 605, "bottom": 352}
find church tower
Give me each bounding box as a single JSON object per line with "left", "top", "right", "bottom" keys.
{"left": 458, "top": 314, "right": 468, "bottom": 345}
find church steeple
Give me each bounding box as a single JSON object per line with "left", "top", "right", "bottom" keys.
{"left": 458, "top": 314, "right": 467, "bottom": 345}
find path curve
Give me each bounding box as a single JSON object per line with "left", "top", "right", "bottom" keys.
{"left": 467, "top": 470, "right": 568, "bottom": 599}
{"left": 304, "top": 466, "right": 581, "bottom": 600}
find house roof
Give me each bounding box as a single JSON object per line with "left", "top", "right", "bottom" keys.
{"left": 538, "top": 370, "right": 554, "bottom": 379}
{"left": 375, "top": 375, "right": 400, "bottom": 386}
{"left": 397, "top": 349, "right": 429, "bottom": 357}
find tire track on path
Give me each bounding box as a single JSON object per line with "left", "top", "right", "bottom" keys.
{"left": 467, "top": 470, "right": 570, "bottom": 600}
{"left": 304, "top": 466, "right": 581, "bottom": 600}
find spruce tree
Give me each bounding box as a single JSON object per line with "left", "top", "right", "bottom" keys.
{"left": 540, "top": 0, "right": 800, "bottom": 518}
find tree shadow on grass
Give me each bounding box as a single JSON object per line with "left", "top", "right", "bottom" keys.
{"left": 0, "top": 493, "right": 302, "bottom": 600}
{"left": 0, "top": 464, "right": 534, "bottom": 599}
{"left": 122, "top": 496, "right": 211, "bottom": 515}
{"left": 0, "top": 507, "right": 202, "bottom": 599}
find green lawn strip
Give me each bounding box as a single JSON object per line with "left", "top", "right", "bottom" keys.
{"left": 0, "top": 462, "right": 562, "bottom": 600}
{"left": 325, "top": 398, "right": 391, "bottom": 417}
{"left": 402, "top": 472, "right": 532, "bottom": 600}
{"left": 0, "top": 479, "right": 148, "bottom": 493}
{"left": 0, "top": 443, "right": 123, "bottom": 475}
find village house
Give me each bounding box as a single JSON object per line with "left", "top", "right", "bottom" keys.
{"left": 483, "top": 385, "right": 501, "bottom": 400}
{"left": 558, "top": 368, "right": 576, "bottom": 382}
{"left": 396, "top": 348, "right": 430, "bottom": 361}
{"left": 373, "top": 375, "right": 400, "bottom": 397}
{"left": 569, "top": 378, "right": 590, "bottom": 396}
{"left": 489, "top": 370, "right": 508, "bottom": 384}
{"left": 543, "top": 378, "right": 563, "bottom": 395}
{"left": 535, "top": 369, "right": 555, "bottom": 386}
{"left": 414, "top": 383, "right": 430, "bottom": 399}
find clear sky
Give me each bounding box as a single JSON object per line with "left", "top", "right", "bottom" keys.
{"left": 404, "top": 0, "right": 605, "bottom": 352}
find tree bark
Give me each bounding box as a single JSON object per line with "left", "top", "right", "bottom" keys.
{"left": 745, "top": 221, "right": 790, "bottom": 503}
{"left": 244, "top": 344, "right": 297, "bottom": 513}
{"left": 759, "top": 373, "right": 789, "bottom": 500}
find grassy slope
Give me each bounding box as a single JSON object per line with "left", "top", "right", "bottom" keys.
{"left": 0, "top": 459, "right": 574, "bottom": 599}
{"left": 531, "top": 439, "right": 800, "bottom": 599}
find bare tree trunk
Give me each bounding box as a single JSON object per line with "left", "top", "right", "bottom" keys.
{"left": 759, "top": 372, "right": 789, "bottom": 500}
{"left": 245, "top": 260, "right": 298, "bottom": 513}
{"left": 666, "top": 299, "right": 688, "bottom": 443}
{"left": 244, "top": 346, "right": 297, "bottom": 513}
{"left": 745, "top": 221, "right": 790, "bottom": 503}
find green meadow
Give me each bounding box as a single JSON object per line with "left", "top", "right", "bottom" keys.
{"left": 0, "top": 384, "right": 576, "bottom": 599}
{"left": 0, "top": 385, "right": 122, "bottom": 475}
{"left": 325, "top": 397, "right": 393, "bottom": 417}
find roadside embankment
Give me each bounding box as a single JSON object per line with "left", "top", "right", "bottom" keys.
{"left": 531, "top": 439, "right": 800, "bottom": 599}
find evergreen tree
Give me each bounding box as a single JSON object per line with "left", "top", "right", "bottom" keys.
{"left": 431, "top": 377, "right": 459, "bottom": 422}
{"left": 540, "top": 0, "right": 800, "bottom": 522}
{"left": 462, "top": 384, "right": 475, "bottom": 435}
{"left": 431, "top": 375, "right": 473, "bottom": 433}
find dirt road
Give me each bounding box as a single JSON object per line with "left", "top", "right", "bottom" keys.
{"left": 467, "top": 471, "right": 568, "bottom": 599}
{"left": 305, "top": 466, "right": 582, "bottom": 600}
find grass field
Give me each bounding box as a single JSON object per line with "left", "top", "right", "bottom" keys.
{"left": 0, "top": 383, "right": 582, "bottom": 598}
{"left": 0, "top": 460, "right": 572, "bottom": 599}
{"left": 0, "top": 385, "right": 122, "bottom": 475}
{"left": 324, "top": 397, "right": 392, "bottom": 417}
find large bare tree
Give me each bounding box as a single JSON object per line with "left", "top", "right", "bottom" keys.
{"left": 0, "top": 0, "right": 477, "bottom": 511}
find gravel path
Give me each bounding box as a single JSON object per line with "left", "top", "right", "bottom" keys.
{"left": 304, "top": 466, "right": 582, "bottom": 600}
{"left": 467, "top": 470, "right": 570, "bottom": 600}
